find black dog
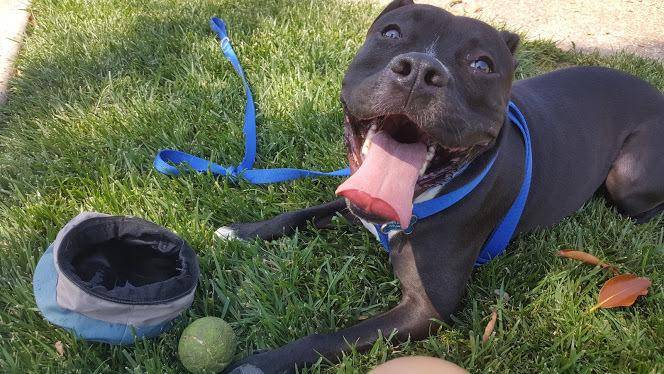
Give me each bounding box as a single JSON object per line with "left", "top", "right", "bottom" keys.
{"left": 218, "top": 1, "right": 664, "bottom": 372}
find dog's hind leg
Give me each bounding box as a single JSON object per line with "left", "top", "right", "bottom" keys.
{"left": 605, "top": 118, "right": 664, "bottom": 223}
{"left": 215, "top": 198, "right": 358, "bottom": 241}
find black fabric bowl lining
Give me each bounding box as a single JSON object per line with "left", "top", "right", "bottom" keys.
{"left": 57, "top": 216, "right": 199, "bottom": 305}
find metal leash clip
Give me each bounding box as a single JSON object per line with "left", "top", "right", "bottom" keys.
{"left": 380, "top": 215, "right": 418, "bottom": 235}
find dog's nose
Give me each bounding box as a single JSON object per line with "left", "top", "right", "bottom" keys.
{"left": 388, "top": 52, "right": 449, "bottom": 88}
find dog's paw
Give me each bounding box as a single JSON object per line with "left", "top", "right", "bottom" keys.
{"left": 223, "top": 350, "right": 286, "bottom": 374}
{"left": 215, "top": 225, "right": 241, "bottom": 240}
{"left": 227, "top": 363, "right": 264, "bottom": 374}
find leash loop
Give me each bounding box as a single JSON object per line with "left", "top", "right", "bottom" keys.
{"left": 153, "top": 18, "right": 349, "bottom": 183}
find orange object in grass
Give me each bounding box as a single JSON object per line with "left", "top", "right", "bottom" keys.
{"left": 370, "top": 356, "right": 468, "bottom": 374}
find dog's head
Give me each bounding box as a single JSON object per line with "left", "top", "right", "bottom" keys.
{"left": 337, "top": 0, "right": 519, "bottom": 227}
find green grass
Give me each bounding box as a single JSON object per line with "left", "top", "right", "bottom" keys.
{"left": 0, "top": 0, "right": 662, "bottom": 372}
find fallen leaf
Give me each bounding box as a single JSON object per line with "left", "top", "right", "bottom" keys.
{"left": 557, "top": 249, "right": 619, "bottom": 274}
{"left": 482, "top": 310, "right": 497, "bottom": 343}
{"left": 590, "top": 274, "right": 651, "bottom": 312}
{"left": 54, "top": 341, "right": 64, "bottom": 357}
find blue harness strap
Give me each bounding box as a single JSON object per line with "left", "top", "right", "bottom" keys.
{"left": 376, "top": 102, "right": 532, "bottom": 267}
{"left": 474, "top": 103, "right": 532, "bottom": 265}
{"left": 153, "top": 18, "right": 533, "bottom": 267}
{"left": 153, "top": 18, "right": 350, "bottom": 183}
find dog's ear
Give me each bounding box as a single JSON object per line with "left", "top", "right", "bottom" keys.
{"left": 500, "top": 30, "right": 520, "bottom": 55}
{"left": 374, "top": 0, "right": 414, "bottom": 22}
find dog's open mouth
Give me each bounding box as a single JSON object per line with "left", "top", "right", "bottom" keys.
{"left": 336, "top": 111, "right": 477, "bottom": 227}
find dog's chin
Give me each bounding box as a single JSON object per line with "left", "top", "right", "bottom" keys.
{"left": 345, "top": 200, "right": 393, "bottom": 225}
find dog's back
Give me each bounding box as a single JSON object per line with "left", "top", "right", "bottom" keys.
{"left": 513, "top": 66, "right": 664, "bottom": 230}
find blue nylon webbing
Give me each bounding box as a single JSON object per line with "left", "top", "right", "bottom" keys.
{"left": 153, "top": 18, "right": 349, "bottom": 183}
{"left": 474, "top": 102, "right": 532, "bottom": 265}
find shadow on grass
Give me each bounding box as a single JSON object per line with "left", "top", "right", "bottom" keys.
{"left": 0, "top": 1, "right": 374, "bottom": 372}
{"left": 0, "top": 0, "right": 360, "bottom": 199}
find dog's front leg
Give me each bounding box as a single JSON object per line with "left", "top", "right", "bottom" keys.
{"left": 227, "top": 237, "right": 473, "bottom": 374}
{"left": 228, "top": 299, "right": 436, "bottom": 374}
{"left": 216, "top": 198, "right": 358, "bottom": 241}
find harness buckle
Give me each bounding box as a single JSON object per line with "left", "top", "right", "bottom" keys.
{"left": 379, "top": 215, "right": 418, "bottom": 235}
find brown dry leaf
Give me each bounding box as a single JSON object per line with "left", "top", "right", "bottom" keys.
{"left": 482, "top": 310, "right": 498, "bottom": 343}
{"left": 590, "top": 274, "right": 652, "bottom": 312}
{"left": 557, "top": 249, "right": 620, "bottom": 274}
{"left": 54, "top": 341, "right": 64, "bottom": 357}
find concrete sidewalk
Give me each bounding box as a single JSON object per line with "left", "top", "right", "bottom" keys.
{"left": 0, "top": 0, "right": 31, "bottom": 104}
{"left": 371, "top": 0, "right": 664, "bottom": 60}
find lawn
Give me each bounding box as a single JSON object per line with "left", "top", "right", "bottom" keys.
{"left": 0, "top": 0, "right": 662, "bottom": 372}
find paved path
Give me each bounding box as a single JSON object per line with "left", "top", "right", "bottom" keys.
{"left": 372, "top": 0, "right": 663, "bottom": 60}
{"left": 0, "top": 0, "right": 31, "bottom": 104}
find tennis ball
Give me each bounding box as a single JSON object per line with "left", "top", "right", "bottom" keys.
{"left": 178, "top": 317, "right": 236, "bottom": 373}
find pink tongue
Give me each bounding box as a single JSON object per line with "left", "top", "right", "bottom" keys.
{"left": 335, "top": 131, "right": 427, "bottom": 228}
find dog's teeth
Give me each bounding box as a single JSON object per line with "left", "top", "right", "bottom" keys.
{"left": 420, "top": 145, "right": 436, "bottom": 175}
{"left": 426, "top": 146, "right": 435, "bottom": 161}
{"left": 361, "top": 141, "right": 370, "bottom": 157}
{"left": 361, "top": 125, "right": 378, "bottom": 158}
{"left": 419, "top": 158, "right": 430, "bottom": 176}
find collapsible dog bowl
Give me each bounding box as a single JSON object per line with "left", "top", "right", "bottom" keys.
{"left": 33, "top": 212, "right": 199, "bottom": 345}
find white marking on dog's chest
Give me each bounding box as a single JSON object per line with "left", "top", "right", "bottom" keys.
{"left": 359, "top": 217, "right": 381, "bottom": 240}
{"left": 414, "top": 185, "right": 443, "bottom": 204}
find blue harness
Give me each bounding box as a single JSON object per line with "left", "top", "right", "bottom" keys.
{"left": 154, "top": 18, "right": 533, "bottom": 267}
{"left": 375, "top": 103, "right": 532, "bottom": 266}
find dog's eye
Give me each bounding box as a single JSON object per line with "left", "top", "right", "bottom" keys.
{"left": 382, "top": 25, "right": 401, "bottom": 39}
{"left": 470, "top": 57, "right": 494, "bottom": 73}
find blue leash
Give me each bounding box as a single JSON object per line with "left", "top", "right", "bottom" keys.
{"left": 153, "top": 18, "right": 532, "bottom": 266}
{"left": 153, "top": 18, "right": 350, "bottom": 183}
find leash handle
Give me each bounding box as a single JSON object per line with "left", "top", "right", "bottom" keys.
{"left": 153, "top": 18, "right": 349, "bottom": 183}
